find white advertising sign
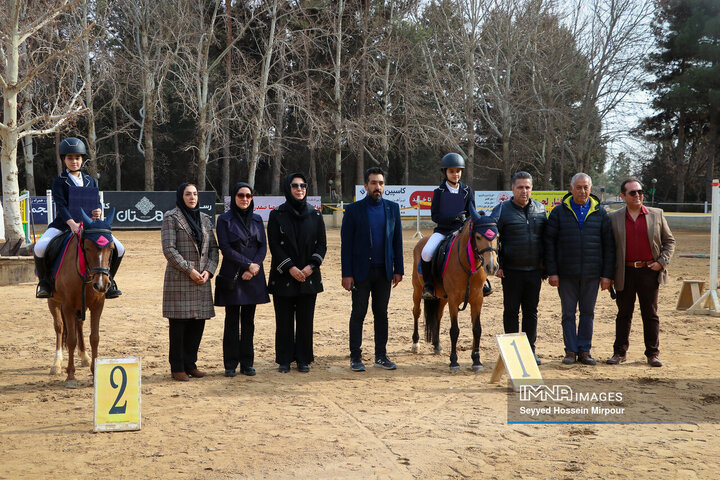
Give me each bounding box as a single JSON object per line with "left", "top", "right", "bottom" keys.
{"left": 224, "top": 196, "right": 322, "bottom": 221}
{"left": 354, "top": 186, "right": 566, "bottom": 216}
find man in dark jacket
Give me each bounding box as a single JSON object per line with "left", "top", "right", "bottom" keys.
{"left": 491, "top": 171, "right": 547, "bottom": 365}
{"left": 545, "top": 173, "right": 615, "bottom": 366}
{"left": 341, "top": 167, "right": 404, "bottom": 372}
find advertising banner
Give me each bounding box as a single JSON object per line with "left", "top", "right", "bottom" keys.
{"left": 354, "top": 186, "right": 567, "bottom": 216}
{"left": 102, "top": 191, "right": 216, "bottom": 229}
{"left": 223, "top": 196, "right": 322, "bottom": 221}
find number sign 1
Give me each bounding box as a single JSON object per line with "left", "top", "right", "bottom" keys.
{"left": 489, "top": 333, "right": 543, "bottom": 391}
{"left": 94, "top": 357, "right": 141, "bottom": 432}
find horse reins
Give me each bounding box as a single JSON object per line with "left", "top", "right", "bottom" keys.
{"left": 73, "top": 226, "right": 114, "bottom": 321}
{"left": 455, "top": 220, "right": 498, "bottom": 312}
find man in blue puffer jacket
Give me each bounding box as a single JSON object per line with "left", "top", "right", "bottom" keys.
{"left": 544, "top": 173, "right": 615, "bottom": 366}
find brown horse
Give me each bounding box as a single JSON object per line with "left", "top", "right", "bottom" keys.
{"left": 411, "top": 218, "right": 499, "bottom": 371}
{"left": 47, "top": 210, "right": 116, "bottom": 388}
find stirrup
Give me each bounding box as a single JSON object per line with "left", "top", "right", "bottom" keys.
{"left": 105, "top": 281, "right": 122, "bottom": 299}
{"left": 422, "top": 285, "right": 436, "bottom": 299}
{"left": 36, "top": 283, "right": 52, "bottom": 299}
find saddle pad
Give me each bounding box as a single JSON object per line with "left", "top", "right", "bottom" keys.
{"left": 52, "top": 234, "right": 86, "bottom": 279}
{"left": 416, "top": 232, "right": 459, "bottom": 280}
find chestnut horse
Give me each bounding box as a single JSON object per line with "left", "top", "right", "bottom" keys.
{"left": 48, "top": 210, "right": 116, "bottom": 388}
{"left": 411, "top": 218, "right": 499, "bottom": 371}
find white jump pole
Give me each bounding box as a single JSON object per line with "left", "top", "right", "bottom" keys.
{"left": 688, "top": 179, "right": 720, "bottom": 315}
{"left": 413, "top": 196, "right": 423, "bottom": 239}
{"left": 46, "top": 189, "right": 54, "bottom": 223}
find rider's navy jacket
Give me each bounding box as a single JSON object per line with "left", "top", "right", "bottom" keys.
{"left": 341, "top": 195, "right": 404, "bottom": 283}
{"left": 48, "top": 170, "right": 102, "bottom": 232}
{"left": 431, "top": 181, "right": 481, "bottom": 235}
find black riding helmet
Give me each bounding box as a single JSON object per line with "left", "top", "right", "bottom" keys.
{"left": 440, "top": 152, "right": 465, "bottom": 170}
{"left": 59, "top": 137, "right": 87, "bottom": 158}
{"left": 59, "top": 137, "right": 87, "bottom": 172}
{"left": 440, "top": 152, "right": 465, "bottom": 185}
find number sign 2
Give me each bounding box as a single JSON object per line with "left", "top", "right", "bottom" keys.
{"left": 94, "top": 357, "right": 141, "bottom": 432}
{"left": 489, "top": 333, "right": 542, "bottom": 391}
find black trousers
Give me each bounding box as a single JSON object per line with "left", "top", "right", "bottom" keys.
{"left": 273, "top": 294, "right": 317, "bottom": 366}
{"left": 223, "top": 304, "right": 257, "bottom": 370}
{"left": 614, "top": 267, "right": 660, "bottom": 357}
{"left": 349, "top": 264, "right": 392, "bottom": 360}
{"left": 168, "top": 318, "right": 206, "bottom": 373}
{"left": 501, "top": 269, "right": 542, "bottom": 350}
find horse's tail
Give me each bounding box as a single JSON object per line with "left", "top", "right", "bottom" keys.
{"left": 424, "top": 297, "right": 440, "bottom": 343}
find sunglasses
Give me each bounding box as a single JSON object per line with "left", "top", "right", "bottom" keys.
{"left": 236, "top": 193, "right": 253, "bottom": 199}
{"left": 291, "top": 182, "right": 308, "bottom": 189}
{"left": 627, "top": 189, "right": 644, "bottom": 197}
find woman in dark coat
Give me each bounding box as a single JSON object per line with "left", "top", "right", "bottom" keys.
{"left": 267, "top": 173, "right": 327, "bottom": 373}
{"left": 162, "top": 183, "right": 219, "bottom": 381}
{"left": 215, "top": 182, "right": 270, "bottom": 377}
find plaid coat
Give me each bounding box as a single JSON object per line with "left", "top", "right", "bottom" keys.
{"left": 162, "top": 207, "right": 219, "bottom": 319}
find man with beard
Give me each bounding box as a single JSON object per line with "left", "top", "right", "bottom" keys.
{"left": 341, "top": 167, "right": 404, "bottom": 371}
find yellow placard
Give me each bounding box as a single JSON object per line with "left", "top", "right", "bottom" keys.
{"left": 489, "top": 333, "right": 542, "bottom": 390}
{"left": 94, "top": 357, "right": 141, "bottom": 432}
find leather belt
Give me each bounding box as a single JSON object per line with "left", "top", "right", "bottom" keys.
{"left": 625, "top": 261, "right": 650, "bottom": 268}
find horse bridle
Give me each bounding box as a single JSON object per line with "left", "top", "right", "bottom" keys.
{"left": 455, "top": 220, "right": 498, "bottom": 311}
{"left": 462, "top": 220, "right": 498, "bottom": 271}
{"left": 77, "top": 228, "right": 113, "bottom": 283}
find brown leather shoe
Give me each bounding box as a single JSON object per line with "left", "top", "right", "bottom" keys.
{"left": 606, "top": 354, "right": 626, "bottom": 365}
{"left": 186, "top": 368, "right": 207, "bottom": 378}
{"left": 578, "top": 352, "right": 597, "bottom": 366}
{"left": 562, "top": 352, "right": 576, "bottom": 365}
{"left": 172, "top": 371, "right": 190, "bottom": 382}
{"left": 647, "top": 355, "right": 663, "bottom": 367}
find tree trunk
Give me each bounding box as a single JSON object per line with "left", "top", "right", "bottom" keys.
{"left": 248, "top": 0, "right": 278, "bottom": 188}
{"left": 356, "top": 0, "right": 369, "bottom": 187}
{"left": 55, "top": 130, "right": 62, "bottom": 175}
{"left": 333, "top": 0, "right": 345, "bottom": 198}
{"left": 403, "top": 115, "right": 410, "bottom": 185}
{"left": 143, "top": 93, "right": 156, "bottom": 191}
{"left": 221, "top": 0, "right": 233, "bottom": 199}
{"left": 675, "top": 114, "right": 687, "bottom": 204}
{"left": 112, "top": 104, "right": 121, "bottom": 191}
{"left": 82, "top": 0, "right": 98, "bottom": 179}
{"left": 21, "top": 99, "right": 36, "bottom": 196}
{"left": 706, "top": 114, "right": 719, "bottom": 202}
{"left": 196, "top": 69, "right": 211, "bottom": 190}
{"left": 271, "top": 86, "right": 284, "bottom": 195}
{"left": 309, "top": 146, "right": 318, "bottom": 197}
{"left": 1, "top": 14, "right": 24, "bottom": 240}
{"left": 502, "top": 136, "right": 511, "bottom": 190}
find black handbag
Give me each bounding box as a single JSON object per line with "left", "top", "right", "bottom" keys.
{"left": 215, "top": 269, "right": 240, "bottom": 290}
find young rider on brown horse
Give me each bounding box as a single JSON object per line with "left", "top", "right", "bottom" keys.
{"left": 33, "top": 137, "right": 124, "bottom": 299}
{"left": 420, "top": 153, "right": 485, "bottom": 299}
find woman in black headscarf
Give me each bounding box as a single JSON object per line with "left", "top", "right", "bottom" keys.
{"left": 267, "top": 173, "right": 327, "bottom": 373}
{"left": 215, "top": 182, "right": 270, "bottom": 377}
{"left": 161, "top": 183, "right": 219, "bottom": 381}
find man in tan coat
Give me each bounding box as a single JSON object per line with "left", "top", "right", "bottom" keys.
{"left": 608, "top": 178, "right": 675, "bottom": 367}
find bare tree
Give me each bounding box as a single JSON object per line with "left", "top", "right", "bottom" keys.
{"left": 418, "top": 0, "right": 492, "bottom": 186}
{"left": 114, "top": 0, "right": 183, "bottom": 191}
{"left": 1, "top": 0, "right": 86, "bottom": 241}
{"left": 245, "top": 0, "right": 281, "bottom": 189}
{"left": 564, "top": 0, "right": 653, "bottom": 173}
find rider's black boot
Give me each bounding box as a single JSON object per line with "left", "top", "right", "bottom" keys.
{"left": 34, "top": 254, "right": 52, "bottom": 298}
{"left": 482, "top": 278, "right": 493, "bottom": 296}
{"left": 105, "top": 251, "right": 123, "bottom": 299}
{"left": 421, "top": 260, "right": 435, "bottom": 299}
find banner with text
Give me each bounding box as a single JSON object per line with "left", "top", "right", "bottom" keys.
{"left": 102, "top": 191, "right": 216, "bottom": 229}
{"left": 223, "top": 196, "right": 322, "bottom": 221}
{"left": 354, "top": 186, "right": 567, "bottom": 216}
